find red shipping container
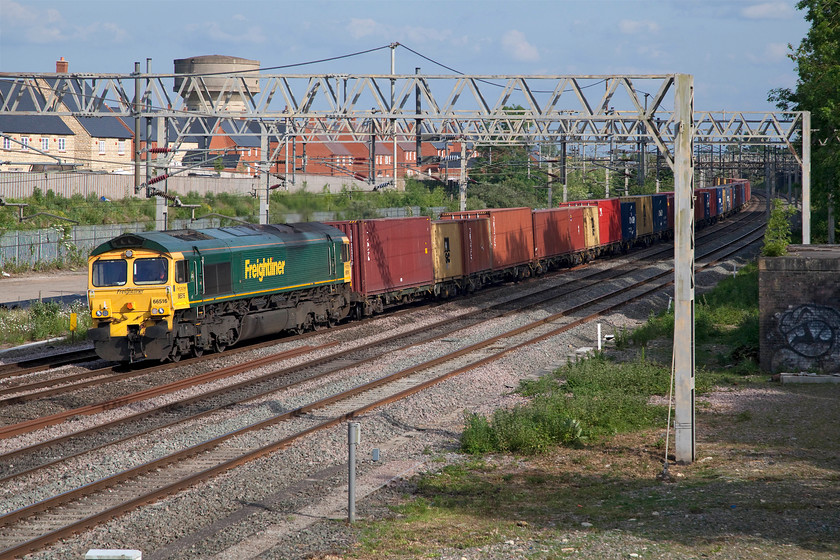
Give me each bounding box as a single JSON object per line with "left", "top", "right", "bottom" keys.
{"left": 326, "top": 217, "right": 433, "bottom": 295}
{"left": 440, "top": 207, "right": 534, "bottom": 270}
{"left": 559, "top": 198, "right": 621, "bottom": 245}
{"left": 460, "top": 218, "right": 493, "bottom": 275}
{"left": 533, "top": 207, "right": 585, "bottom": 259}
{"left": 694, "top": 191, "right": 707, "bottom": 223}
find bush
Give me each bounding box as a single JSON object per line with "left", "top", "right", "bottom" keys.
{"left": 762, "top": 199, "right": 796, "bottom": 256}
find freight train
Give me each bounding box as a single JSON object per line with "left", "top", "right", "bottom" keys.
{"left": 87, "top": 180, "right": 751, "bottom": 363}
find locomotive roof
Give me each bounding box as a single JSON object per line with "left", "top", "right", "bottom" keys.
{"left": 90, "top": 222, "right": 346, "bottom": 257}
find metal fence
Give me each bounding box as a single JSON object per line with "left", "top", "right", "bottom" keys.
{"left": 0, "top": 206, "right": 447, "bottom": 269}
{"left": 0, "top": 172, "right": 382, "bottom": 200}
{"left": 0, "top": 218, "right": 219, "bottom": 269}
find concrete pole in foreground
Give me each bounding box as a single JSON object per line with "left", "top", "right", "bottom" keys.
{"left": 673, "top": 74, "right": 696, "bottom": 464}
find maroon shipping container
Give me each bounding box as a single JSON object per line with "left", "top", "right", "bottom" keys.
{"left": 533, "top": 207, "right": 584, "bottom": 259}
{"left": 460, "top": 217, "right": 493, "bottom": 275}
{"left": 326, "top": 217, "right": 433, "bottom": 295}
{"left": 559, "top": 198, "right": 621, "bottom": 245}
{"left": 440, "top": 207, "right": 535, "bottom": 270}
{"left": 694, "top": 191, "right": 707, "bottom": 223}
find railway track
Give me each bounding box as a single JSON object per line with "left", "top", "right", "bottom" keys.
{"left": 0, "top": 203, "right": 765, "bottom": 559}
{"left": 0, "top": 196, "right": 763, "bottom": 408}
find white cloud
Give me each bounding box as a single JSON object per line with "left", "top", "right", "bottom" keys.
{"left": 765, "top": 42, "right": 791, "bottom": 61}
{"left": 189, "top": 21, "right": 267, "bottom": 44}
{"left": 741, "top": 2, "right": 793, "bottom": 19}
{"left": 618, "top": 20, "right": 660, "bottom": 35}
{"left": 348, "top": 18, "right": 378, "bottom": 40}
{"left": 501, "top": 30, "right": 539, "bottom": 62}
{"left": 1, "top": 0, "right": 38, "bottom": 24}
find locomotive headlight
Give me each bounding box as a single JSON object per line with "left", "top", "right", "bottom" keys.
{"left": 95, "top": 310, "right": 102, "bottom": 317}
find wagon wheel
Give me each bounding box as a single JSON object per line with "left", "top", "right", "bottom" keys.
{"left": 213, "top": 338, "right": 227, "bottom": 353}
{"left": 168, "top": 345, "right": 182, "bottom": 363}
{"left": 192, "top": 344, "right": 204, "bottom": 358}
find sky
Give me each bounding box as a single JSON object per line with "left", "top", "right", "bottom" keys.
{"left": 0, "top": 0, "right": 810, "bottom": 113}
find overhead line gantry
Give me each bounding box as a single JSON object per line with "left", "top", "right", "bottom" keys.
{"left": 0, "top": 70, "right": 811, "bottom": 465}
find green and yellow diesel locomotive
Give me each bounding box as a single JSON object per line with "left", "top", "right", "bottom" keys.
{"left": 87, "top": 222, "right": 351, "bottom": 362}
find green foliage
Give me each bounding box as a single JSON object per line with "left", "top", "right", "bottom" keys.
{"left": 461, "top": 353, "right": 670, "bottom": 455}
{"left": 617, "top": 263, "right": 761, "bottom": 372}
{"left": 762, "top": 199, "right": 796, "bottom": 256}
{"left": 0, "top": 300, "right": 91, "bottom": 345}
{"left": 768, "top": 0, "right": 840, "bottom": 242}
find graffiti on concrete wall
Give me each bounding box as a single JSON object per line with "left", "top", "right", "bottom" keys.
{"left": 769, "top": 304, "right": 840, "bottom": 373}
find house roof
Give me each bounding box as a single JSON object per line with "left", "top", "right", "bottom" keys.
{"left": 0, "top": 79, "right": 74, "bottom": 135}
{"left": 42, "top": 78, "right": 132, "bottom": 139}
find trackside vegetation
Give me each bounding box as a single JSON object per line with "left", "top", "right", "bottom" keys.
{"left": 460, "top": 262, "right": 761, "bottom": 456}
{"left": 348, "top": 261, "right": 810, "bottom": 560}
{"left": 0, "top": 300, "right": 92, "bottom": 348}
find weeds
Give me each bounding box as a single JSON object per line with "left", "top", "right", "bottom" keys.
{"left": 0, "top": 300, "right": 91, "bottom": 346}
{"left": 461, "top": 354, "right": 669, "bottom": 455}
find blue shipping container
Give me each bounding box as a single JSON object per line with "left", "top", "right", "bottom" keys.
{"left": 620, "top": 201, "right": 637, "bottom": 242}
{"left": 651, "top": 194, "right": 669, "bottom": 233}
{"left": 714, "top": 187, "right": 724, "bottom": 215}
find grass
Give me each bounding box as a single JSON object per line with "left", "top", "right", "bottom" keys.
{"left": 461, "top": 354, "right": 670, "bottom": 455}
{"left": 344, "top": 260, "right": 840, "bottom": 559}
{"left": 628, "top": 262, "right": 760, "bottom": 374}
{"left": 0, "top": 300, "right": 91, "bottom": 347}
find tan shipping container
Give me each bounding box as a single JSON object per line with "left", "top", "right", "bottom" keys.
{"left": 431, "top": 220, "right": 464, "bottom": 281}
{"left": 582, "top": 206, "right": 600, "bottom": 249}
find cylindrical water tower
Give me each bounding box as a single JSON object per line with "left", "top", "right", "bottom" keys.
{"left": 173, "top": 55, "right": 260, "bottom": 112}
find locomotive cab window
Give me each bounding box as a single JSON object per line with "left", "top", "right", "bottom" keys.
{"left": 92, "top": 259, "right": 127, "bottom": 287}
{"left": 341, "top": 243, "right": 350, "bottom": 262}
{"left": 134, "top": 257, "right": 168, "bottom": 285}
{"left": 175, "top": 260, "right": 187, "bottom": 283}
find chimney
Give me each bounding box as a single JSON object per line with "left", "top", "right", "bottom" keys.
{"left": 56, "top": 57, "right": 68, "bottom": 73}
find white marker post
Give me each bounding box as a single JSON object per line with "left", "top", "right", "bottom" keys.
{"left": 348, "top": 422, "right": 361, "bottom": 523}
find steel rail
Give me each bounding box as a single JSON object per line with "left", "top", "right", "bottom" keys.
{"left": 0, "top": 215, "right": 765, "bottom": 560}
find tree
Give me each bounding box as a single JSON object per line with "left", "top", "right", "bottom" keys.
{"left": 769, "top": 0, "right": 840, "bottom": 243}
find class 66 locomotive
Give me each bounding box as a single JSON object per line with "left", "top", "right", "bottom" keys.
{"left": 87, "top": 223, "right": 352, "bottom": 363}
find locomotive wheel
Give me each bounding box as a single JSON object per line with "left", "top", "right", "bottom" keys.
{"left": 192, "top": 345, "right": 204, "bottom": 358}
{"left": 214, "top": 339, "right": 227, "bottom": 353}
{"left": 169, "top": 346, "right": 182, "bottom": 363}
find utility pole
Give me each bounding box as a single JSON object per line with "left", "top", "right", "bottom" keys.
{"left": 133, "top": 62, "right": 142, "bottom": 197}
{"left": 459, "top": 141, "right": 467, "bottom": 211}
{"left": 391, "top": 43, "right": 398, "bottom": 190}
{"left": 547, "top": 159, "right": 553, "bottom": 207}
{"left": 802, "top": 111, "right": 811, "bottom": 244}
{"left": 260, "top": 122, "right": 269, "bottom": 224}
{"left": 673, "top": 73, "right": 696, "bottom": 464}
{"left": 415, "top": 68, "right": 421, "bottom": 168}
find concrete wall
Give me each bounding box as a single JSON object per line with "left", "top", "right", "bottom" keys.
{"left": 759, "top": 245, "right": 840, "bottom": 373}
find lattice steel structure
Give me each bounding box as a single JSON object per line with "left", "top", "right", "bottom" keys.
{"left": 0, "top": 70, "right": 813, "bottom": 464}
